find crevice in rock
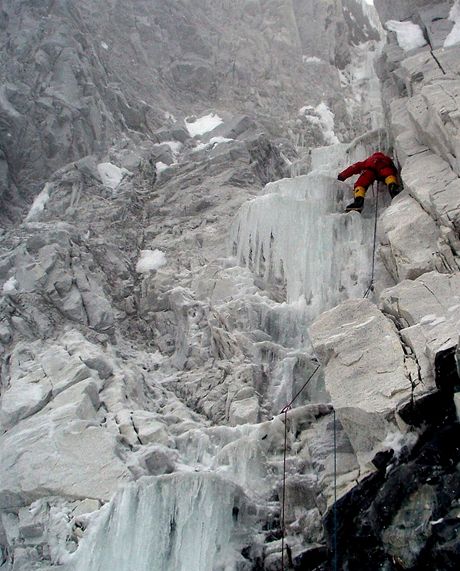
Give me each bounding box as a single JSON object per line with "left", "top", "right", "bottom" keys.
{"left": 419, "top": 23, "right": 446, "bottom": 75}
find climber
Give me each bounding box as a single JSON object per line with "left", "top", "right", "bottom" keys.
{"left": 338, "top": 152, "right": 400, "bottom": 213}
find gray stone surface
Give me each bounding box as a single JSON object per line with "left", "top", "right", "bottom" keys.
{"left": 380, "top": 192, "right": 457, "bottom": 281}
{"left": 380, "top": 272, "right": 460, "bottom": 378}
{"left": 309, "top": 298, "right": 412, "bottom": 471}
{"left": 0, "top": 379, "right": 131, "bottom": 509}
{"left": 1, "top": 0, "right": 459, "bottom": 568}
{"left": 0, "top": 0, "right": 377, "bottom": 223}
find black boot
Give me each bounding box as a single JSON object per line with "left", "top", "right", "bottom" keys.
{"left": 345, "top": 196, "right": 364, "bottom": 213}
{"left": 388, "top": 183, "right": 400, "bottom": 199}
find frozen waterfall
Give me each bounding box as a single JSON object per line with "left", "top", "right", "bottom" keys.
{"left": 67, "top": 474, "right": 254, "bottom": 571}
{"left": 231, "top": 141, "right": 380, "bottom": 321}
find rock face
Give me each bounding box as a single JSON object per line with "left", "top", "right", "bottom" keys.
{"left": 0, "top": 0, "right": 377, "bottom": 222}
{"left": 310, "top": 298, "right": 412, "bottom": 473}
{"left": 1, "top": 0, "right": 460, "bottom": 570}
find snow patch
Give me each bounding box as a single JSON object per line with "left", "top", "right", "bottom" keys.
{"left": 445, "top": 0, "right": 460, "bottom": 47}
{"left": 385, "top": 20, "right": 427, "bottom": 51}
{"left": 382, "top": 430, "right": 418, "bottom": 459}
{"left": 185, "top": 113, "right": 223, "bottom": 137}
{"left": 25, "top": 183, "right": 52, "bottom": 222}
{"left": 97, "top": 163, "right": 131, "bottom": 190}
{"left": 299, "top": 103, "right": 339, "bottom": 144}
{"left": 195, "top": 136, "right": 234, "bottom": 151}
{"left": 155, "top": 161, "right": 170, "bottom": 174}
{"left": 302, "top": 56, "right": 322, "bottom": 64}
{"left": 136, "top": 249, "right": 167, "bottom": 273}
{"left": 2, "top": 276, "right": 18, "bottom": 295}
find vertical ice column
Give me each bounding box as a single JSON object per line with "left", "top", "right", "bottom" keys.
{"left": 231, "top": 146, "right": 375, "bottom": 321}
{"left": 69, "top": 473, "right": 251, "bottom": 571}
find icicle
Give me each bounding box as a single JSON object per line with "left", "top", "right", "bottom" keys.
{"left": 231, "top": 144, "right": 376, "bottom": 319}
{"left": 69, "top": 474, "right": 252, "bottom": 571}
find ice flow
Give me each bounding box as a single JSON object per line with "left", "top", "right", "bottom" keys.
{"left": 231, "top": 142, "right": 378, "bottom": 317}
{"left": 68, "top": 473, "right": 253, "bottom": 571}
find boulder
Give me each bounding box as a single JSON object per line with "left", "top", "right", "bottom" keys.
{"left": 0, "top": 380, "right": 130, "bottom": 508}
{"left": 229, "top": 396, "right": 259, "bottom": 426}
{"left": 309, "top": 298, "right": 412, "bottom": 470}
{"left": 61, "top": 329, "right": 114, "bottom": 380}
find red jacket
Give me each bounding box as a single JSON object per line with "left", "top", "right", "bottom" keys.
{"left": 338, "top": 152, "right": 397, "bottom": 182}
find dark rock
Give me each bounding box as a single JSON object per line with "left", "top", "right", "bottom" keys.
{"left": 397, "top": 389, "right": 457, "bottom": 428}
{"left": 435, "top": 345, "right": 460, "bottom": 393}
{"left": 292, "top": 546, "right": 328, "bottom": 570}
{"left": 323, "top": 422, "right": 460, "bottom": 571}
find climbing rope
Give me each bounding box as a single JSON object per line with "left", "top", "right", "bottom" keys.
{"left": 363, "top": 181, "right": 379, "bottom": 298}
{"left": 281, "top": 408, "right": 288, "bottom": 571}
{"left": 279, "top": 362, "right": 321, "bottom": 571}
{"left": 333, "top": 409, "right": 338, "bottom": 571}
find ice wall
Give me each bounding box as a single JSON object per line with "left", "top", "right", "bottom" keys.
{"left": 231, "top": 143, "right": 378, "bottom": 321}
{"left": 68, "top": 473, "right": 252, "bottom": 571}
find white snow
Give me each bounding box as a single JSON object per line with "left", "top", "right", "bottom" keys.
{"left": 302, "top": 56, "right": 322, "bottom": 64}
{"left": 299, "top": 103, "right": 339, "bottom": 144}
{"left": 444, "top": 0, "right": 460, "bottom": 47}
{"left": 195, "top": 136, "right": 234, "bottom": 151}
{"left": 315, "top": 102, "right": 340, "bottom": 144}
{"left": 2, "top": 276, "right": 18, "bottom": 295}
{"left": 162, "top": 140, "right": 183, "bottom": 157}
{"left": 185, "top": 113, "right": 224, "bottom": 137}
{"left": 155, "top": 161, "right": 170, "bottom": 174}
{"left": 97, "top": 163, "right": 131, "bottom": 190}
{"left": 100, "top": 42, "right": 109, "bottom": 50}
{"left": 25, "top": 183, "right": 52, "bottom": 222}
{"left": 385, "top": 20, "right": 427, "bottom": 51}
{"left": 136, "top": 249, "right": 167, "bottom": 273}
{"left": 382, "top": 430, "right": 419, "bottom": 459}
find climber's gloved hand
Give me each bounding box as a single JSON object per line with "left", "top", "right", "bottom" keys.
{"left": 337, "top": 173, "right": 345, "bottom": 181}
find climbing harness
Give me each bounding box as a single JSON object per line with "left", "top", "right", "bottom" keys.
{"left": 363, "top": 181, "right": 379, "bottom": 298}
{"left": 279, "top": 362, "right": 321, "bottom": 571}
